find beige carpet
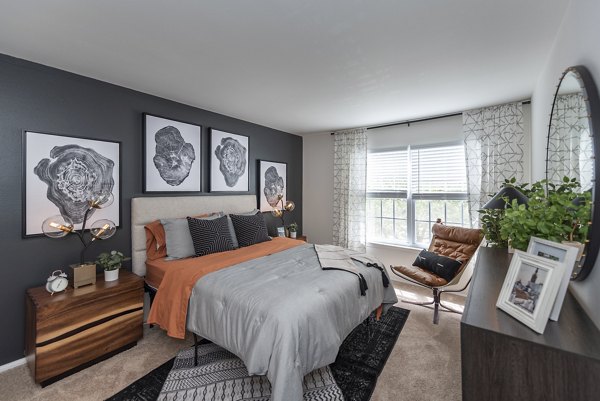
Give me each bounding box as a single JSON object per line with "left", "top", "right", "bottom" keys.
{"left": 0, "top": 283, "right": 462, "bottom": 401}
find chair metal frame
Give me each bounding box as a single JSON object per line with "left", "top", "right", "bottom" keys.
{"left": 391, "top": 230, "right": 481, "bottom": 324}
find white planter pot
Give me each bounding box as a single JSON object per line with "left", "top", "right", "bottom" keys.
{"left": 104, "top": 268, "right": 120, "bottom": 282}
{"left": 290, "top": 231, "right": 297, "bottom": 239}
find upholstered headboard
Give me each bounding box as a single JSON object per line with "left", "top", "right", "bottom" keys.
{"left": 131, "top": 195, "right": 257, "bottom": 276}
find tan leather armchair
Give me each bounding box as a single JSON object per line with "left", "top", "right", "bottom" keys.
{"left": 391, "top": 223, "right": 483, "bottom": 324}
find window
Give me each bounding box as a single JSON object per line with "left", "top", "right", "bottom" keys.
{"left": 367, "top": 143, "right": 469, "bottom": 246}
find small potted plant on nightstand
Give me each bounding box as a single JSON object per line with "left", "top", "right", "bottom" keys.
{"left": 96, "top": 251, "right": 130, "bottom": 282}
{"left": 288, "top": 222, "right": 298, "bottom": 239}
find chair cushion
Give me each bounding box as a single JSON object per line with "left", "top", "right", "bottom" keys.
{"left": 429, "top": 224, "right": 483, "bottom": 273}
{"left": 391, "top": 265, "right": 448, "bottom": 287}
{"left": 412, "top": 250, "right": 463, "bottom": 282}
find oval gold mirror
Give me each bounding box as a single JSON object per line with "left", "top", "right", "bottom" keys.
{"left": 546, "top": 65, "right": 600, "bottom": 281}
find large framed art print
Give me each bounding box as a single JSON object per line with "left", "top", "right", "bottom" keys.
{"left": 22, "top": 131, "right": 121, "bottom": 237}
{"left": 143, "top": 114, "right": 201, "bottom": 193}
{"left": 259, "top": 160, "right": 287, "bottom": 212}
{"left": 210, "top": 129, "right": 249, "bottom": 192}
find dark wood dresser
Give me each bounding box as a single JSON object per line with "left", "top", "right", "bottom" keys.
{"left": 25, "top": 270, "right": 144, "bottom": 386}
{"left": 461, "top": 248, "right": 600, "bottom": 401}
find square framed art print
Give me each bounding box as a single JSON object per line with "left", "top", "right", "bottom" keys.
{"left": 22, "top": 131, "right": 121, "bottom": 237}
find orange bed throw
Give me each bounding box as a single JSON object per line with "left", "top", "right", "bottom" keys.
{"left": 147, "top": 237, "right": 304, "bottom": 339}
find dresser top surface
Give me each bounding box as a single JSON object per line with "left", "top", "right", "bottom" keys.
{"left": 462, "top": 247, "right": 600, "bottom": 360}
{"left": 26, "top": 269, "right": 143, "bottom": 308}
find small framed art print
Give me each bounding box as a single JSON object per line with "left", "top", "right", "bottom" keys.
{"left": 496, "top": 250, "right": 566, "bottom": 334}
{"left": 526, "top": 237, "right": 578, "bottom": 321}
{"left": 258, "top": 160, "right": 287, "bottom": 212}
{"left": 277, "top": 227, "right": 286, "bottom": 237}
{"left": 143, "top": 113, "right": 201, "bottom": 193}
{"left": 210, "top": 129, "right": 249, "bottom": 192}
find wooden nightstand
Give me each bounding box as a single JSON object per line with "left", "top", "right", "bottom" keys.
{"left": 25, "top": 270, "right": 144, "bottom": 386}
{"left": 297, "top": 235, "right": 307, "bottom": 242}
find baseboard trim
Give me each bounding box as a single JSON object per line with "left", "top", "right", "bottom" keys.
{"left": 0, "top": 357, "right": 26, "bottom": 373}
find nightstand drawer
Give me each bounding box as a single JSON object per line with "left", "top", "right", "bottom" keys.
{"left": 35, "top": 309, "right": 143, "bottom": 382}
{"left": 36, "top": 287, "right": 143, "bottom": 344}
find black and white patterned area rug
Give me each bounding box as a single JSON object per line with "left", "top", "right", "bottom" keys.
{"left": 158, "top": 344, "right": 344, "bottom": 401}
{"left": 107, "top": 306, "right": 409, "bottom": 401}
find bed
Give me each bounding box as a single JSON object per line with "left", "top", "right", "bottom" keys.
{"left": 131, "top": 195, "right": 398, "bottom": 401}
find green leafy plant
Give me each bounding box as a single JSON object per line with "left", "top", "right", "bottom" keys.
{"left": 499, "top": 177, "right": 591, "bottom": 251}
{"left": 478, "top": 208, "right": 509, "bottom": 248}
{"left": 95, "top": 250, "right": 130, "bottom": 271}
{"left": 478, "top": 178, "right": 545, "bottom": 247}
{"left": 288, "top": 222, "right": 298, "bottom": 233}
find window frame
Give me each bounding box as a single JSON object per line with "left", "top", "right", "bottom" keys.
{"left": 367, "top": 140, "right": 468, "bottom": 247}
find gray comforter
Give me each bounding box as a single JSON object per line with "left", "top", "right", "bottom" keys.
{"left": 186, "top": 243, "right": 398, "bottom": 401}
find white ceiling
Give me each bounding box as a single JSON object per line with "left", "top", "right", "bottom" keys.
{"left": 0, "top": 0, "right": 569, "bottom": 135}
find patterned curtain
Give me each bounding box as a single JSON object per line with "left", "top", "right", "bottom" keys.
{"left": 333, "top": 128, "right": 367, "bottom": 252}
{"left": 463, "top": 102, "right": 524, "bottom": 227}
{"left": 547, "top": 93, "right": 593, "bottom": 191}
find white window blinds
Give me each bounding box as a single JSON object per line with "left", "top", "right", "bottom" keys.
{"left": 367, "top": 150, "right": 408, "bottom": 193}
{"left": 411, "top": 144, "right": 467, "bottom": 193}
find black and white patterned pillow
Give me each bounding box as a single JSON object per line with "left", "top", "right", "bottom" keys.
{"left": 187, "top": 215, "right": 234, "bottom": 257}
{"left": 412, "top": 250, "right": 463, "bottom": 282}
{"left": 229, "top": 212, "right": 271, "bottom": 247}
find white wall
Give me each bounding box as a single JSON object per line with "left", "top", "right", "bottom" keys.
{"left": 531, "top": 0, "right": 600, "bottom": 329}
{"left": 302, "top": 132, "right": 334, "bottom": 245}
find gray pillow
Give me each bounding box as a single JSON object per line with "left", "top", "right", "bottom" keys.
{"left": 161, "top": 213, "right": 224, "bottom": 259}
{"left": 227, "top": 209, "right": 259, "bottom": 248}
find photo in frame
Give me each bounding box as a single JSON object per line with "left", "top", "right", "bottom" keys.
{"left": 526, "top": 237, "right": 578, "bottom": 321}
{"left": 143, "top": 113, "right": 201, "bottom": 193}
{"left": 210, "top": 129, "right": 249, "bottom": 192}
{"left": 276, "top": 227, "right": 286, "bottom": 237}
{"left": 22, "top": 131, "right": 121, "bottom": 237}
{"left": 496, "top": 250, "right": 566, "bottom": 334}
{"left": 259, "top": 160, "right": 287, "bottom": 212}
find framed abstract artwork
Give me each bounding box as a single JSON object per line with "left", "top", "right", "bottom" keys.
{"left": 496, "top": 250, "right": 566, "bottom": 334}
{"left": 22, "top": 131, "right": 121, "bottom": 237}
{"left": 258, "top": 160, "right": 287, "bottom": 212}
{"left": 210, "top": 129, "right": 249, "bottom": 192}
{"left": 143, "top": 113, "right": 201, "bottom": 193}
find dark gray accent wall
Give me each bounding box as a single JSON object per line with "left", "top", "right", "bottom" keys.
{"left": 0, "top": 54, "right": 302, "bottom": 365}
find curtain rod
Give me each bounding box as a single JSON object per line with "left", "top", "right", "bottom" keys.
{"left": 330, "top": 100, "right": 531, "bottom": 134}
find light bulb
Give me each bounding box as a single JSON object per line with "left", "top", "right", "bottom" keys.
{"left": 284, "top": 200, "right": 295, "bottom": 212}
{"left": 89, "top": 192, "right": 114, "bottom": 209}
{"left": 90, "top": 219, "right": 116, "bottom": 240}
{"left": 271, "top": 209, "right": 283, "bottom": 218}
{"left": 42, "top": 215, "right": 74, "bottom": 238}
